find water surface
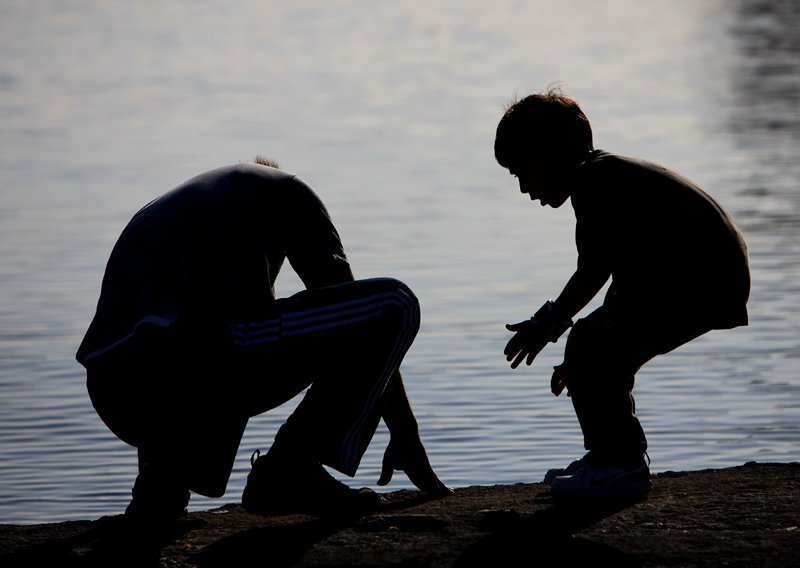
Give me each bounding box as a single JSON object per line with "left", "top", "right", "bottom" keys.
{"left": 1, "top": 0, "right": 798, "bottom": 523}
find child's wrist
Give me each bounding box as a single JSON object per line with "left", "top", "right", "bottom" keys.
{"left": 531, "top": 300, "right": 573, "bottom": 342}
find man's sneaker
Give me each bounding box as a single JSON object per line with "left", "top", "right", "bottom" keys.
{"left": 242, "top": 449, "right": 380, "bottom": 517}
{"left": 550, "top": 459, "right": 651, "bottom": 498}
{"left": 543, "top": 452, "right": 593, "bottom": 485}
{"left": 124, "top": 469, "right": 190, "bottom": 524}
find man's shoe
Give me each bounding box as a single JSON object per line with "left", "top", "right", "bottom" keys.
{"left": 550, "top": 459, "right": 651, "bottom": 498}
{"left": 543, "top": 452, "right": 593, "bottom": 485}
{"left": 124, "top": 469, "right": 190, "bottom": 524}
{"left": 242, "top": 450, "right": 380, "bottom": 517}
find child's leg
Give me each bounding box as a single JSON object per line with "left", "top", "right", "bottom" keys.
{"left": 563, "top": 307, "right": 647, "bottom": 467}
{"left": 563, "top": 307, "right": 712, "bottom": 467}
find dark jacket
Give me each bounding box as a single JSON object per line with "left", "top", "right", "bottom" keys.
{"left": 76, "top": 163, "right": 353, "bottom": 496}
{"left": 77, "top": 163, "right": 352, "bottom": 367}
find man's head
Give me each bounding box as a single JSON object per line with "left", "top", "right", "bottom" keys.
{"left": 494, "top": 88, "right": 593, "bottom": 207}
{"left": 253, "top": 155, "right": 280, "bottom": 169}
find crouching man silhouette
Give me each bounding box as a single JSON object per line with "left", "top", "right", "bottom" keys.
{"left": 77, "top": 156, "right": 451, "bottom": 523}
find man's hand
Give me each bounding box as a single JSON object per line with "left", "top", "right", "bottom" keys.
{"left": 504, "top": 319, "right": 549, "bottom": 369}
{"left": 380, "top": 371, "right": 453, "bottom": 497}
{"left": 378, "top": 435, "right": 454, "bottom": 497}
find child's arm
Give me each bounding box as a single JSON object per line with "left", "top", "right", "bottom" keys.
{"left": 552, "top": 265, "right": 610, "bottom": 319}
{"left": 505, "top": 265, "right": 609, "bottom": 369}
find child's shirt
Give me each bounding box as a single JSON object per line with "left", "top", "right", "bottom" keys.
{"left": 570, "top": 150, "right": 750, "bottom": 329}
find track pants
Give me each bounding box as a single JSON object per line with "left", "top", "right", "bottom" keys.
{"left": 88, "top": 277, "right": 420, "bottom": 496}
{"left": 227, "top": 277, "right": 421, "bottom": 476}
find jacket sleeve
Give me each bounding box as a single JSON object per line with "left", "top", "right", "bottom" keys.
{"left": 284, "top": 178, "right": 354, "bottom": 288}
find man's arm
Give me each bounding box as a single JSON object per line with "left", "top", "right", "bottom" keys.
{"left": 377, "top": 371, "right": 453, "bottom": 496}
{"left": 505, "top": 265, "right": 610, "bottom": 368}
{"left": 285, "top": 179, "right": 356, "bottom": 289}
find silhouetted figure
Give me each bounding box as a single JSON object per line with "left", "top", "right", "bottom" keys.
{"left": 77, "top": 157, "right": 451, "bottom": 523}
{"left": 494, "top": 90, "right": 750, "bottom": 498}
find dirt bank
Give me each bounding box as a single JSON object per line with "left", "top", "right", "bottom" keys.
{"left": 1, "top": 462, "right": 798, "bottom": 567}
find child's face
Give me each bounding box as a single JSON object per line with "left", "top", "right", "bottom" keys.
{"left": 508, "top": 157, "right": 570, "bottom": 208}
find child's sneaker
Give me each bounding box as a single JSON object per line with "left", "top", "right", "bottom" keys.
{"left": 550, "top": 459, "right": 651, "bottom": 498}
{"left": 543, "top": 451, "right": 593, "bottom": 485}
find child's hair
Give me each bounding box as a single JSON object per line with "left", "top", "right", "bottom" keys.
{"left": 494, "top": 87, "right": 593, "bottom": 169}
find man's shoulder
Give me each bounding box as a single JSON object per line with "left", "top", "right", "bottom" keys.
{"left": 197, "top": 162, "right": 299, "bottom": 185}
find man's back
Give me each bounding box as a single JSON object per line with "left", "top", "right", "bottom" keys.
{"left": 76, "top": 163, "right": 349, "bottom": 366}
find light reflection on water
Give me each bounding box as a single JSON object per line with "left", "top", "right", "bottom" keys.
{"left": 1, "top": 0, "right": 798, "bottom": 523}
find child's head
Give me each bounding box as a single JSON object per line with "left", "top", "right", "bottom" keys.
{"left": 494, "top": 88, "right": 593, "bottom": 171}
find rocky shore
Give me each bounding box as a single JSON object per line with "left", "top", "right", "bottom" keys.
{"left": 2, "top": 462, "right": 798, "bottom": 567}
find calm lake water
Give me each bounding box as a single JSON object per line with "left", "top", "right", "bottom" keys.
{"left": 1, "top": 0, "right": 798, "bottom": 524}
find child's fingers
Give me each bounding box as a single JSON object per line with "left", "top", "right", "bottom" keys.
{"left": 504, "top": 334, "right": 524, "bottom": 357}
{"left": 511, "top": 350, "right": 527, "bottom": 368}
{"left": 551, "top": 365, "right": 568, "bottom": 396}
{"left": 505, "top": 320, "right": 529, "bottom": 332}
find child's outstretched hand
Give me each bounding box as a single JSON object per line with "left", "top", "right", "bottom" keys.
{"left": 504, "top": 319, "right": 549, "bottom": 368}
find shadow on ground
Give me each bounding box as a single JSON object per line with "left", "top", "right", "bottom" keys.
{"left": 455, "top": 494, "right": 644, "bottom": 567}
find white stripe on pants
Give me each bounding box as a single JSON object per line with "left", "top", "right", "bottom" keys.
{"left": 228, "top": 277, "right": 420, "bottom": 476}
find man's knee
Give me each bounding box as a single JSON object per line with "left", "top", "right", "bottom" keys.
{"left": 359, "top": 277, "right": 420, "bottom": 333}
{"left": 387, "top": 279, "right": 420, "bottom": 327}
{"left": 363, "top": 277, "right": 417, "bottom": 302}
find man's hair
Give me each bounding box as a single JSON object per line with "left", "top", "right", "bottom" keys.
{"left": 494, "top": 87, "right": 593, "bottom": 169}
{"left": 253, "top": 155, "right": 280, "bottom": 168}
